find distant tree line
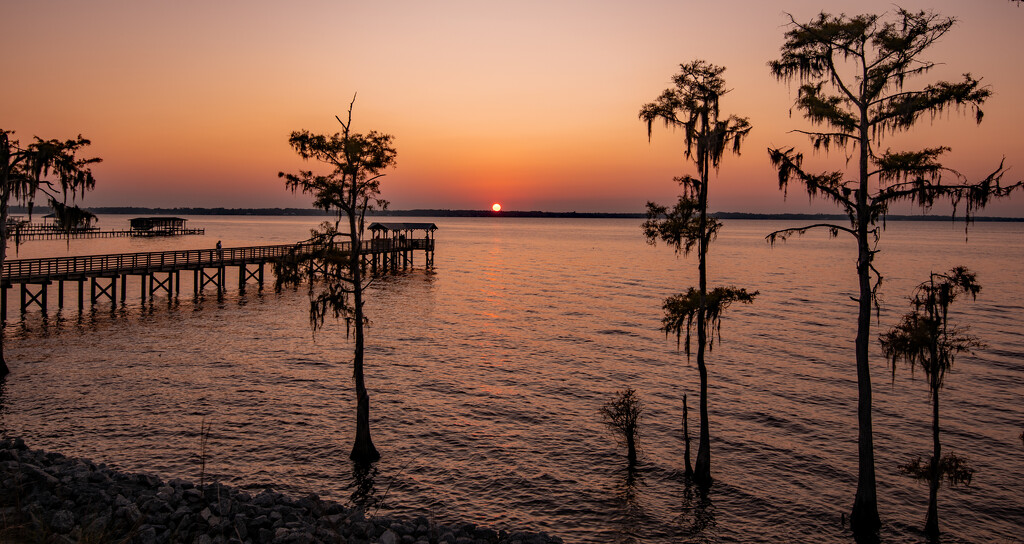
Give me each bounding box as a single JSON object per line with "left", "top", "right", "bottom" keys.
{"left": 10, "top": 206, "right": 1020, "bottom": 221}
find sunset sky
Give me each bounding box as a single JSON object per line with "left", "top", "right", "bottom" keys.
{"left": 3, "top": 0, "right": 1023, "bottom": 215}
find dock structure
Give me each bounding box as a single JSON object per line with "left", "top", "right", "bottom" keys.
{"left": 368, "top": 222, "right": 437, "bottom": 273}
{"left": 6, "top": 216, "right": 204, "bottom": 241}
{"left": 1, "top": 234, "right": 435, "bottom": 320}
{"left": 128, "top": 217, "right": 204, "bottom": 237}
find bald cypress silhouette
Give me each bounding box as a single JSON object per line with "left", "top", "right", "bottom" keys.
{"left": 0, "top": 130, "right": 99, "bottom": 377}
{"left": 767, "top": 9, "right": 1022, "bottom": 537}
{"left": 881, "top": 267, "right": 982, "bottom": 541}
{"left": 600, "top": 387, "right": 644, "bottom": 468}
{"left": 640, "top": 60, "right": 757, "bottom": 487}
{"left": 276, "top": 97, "right": 397, "bottom": 464}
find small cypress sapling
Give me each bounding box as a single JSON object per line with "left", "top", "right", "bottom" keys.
{"left": 600, "top": 387, "right": 644, "bottom": 468}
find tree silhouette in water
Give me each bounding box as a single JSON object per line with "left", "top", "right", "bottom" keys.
{"left": 767, "top": 9, "right": 1022, "bottom": 538}
{"left": 600, "top": 387, "right": 644, "bottom": 468}
{"left": 640, "top": 60, "right": 757, "bottom": 488}
{"left": 881, "top": 267, "right": 982, "bottom": 541}
{"left": 277, "top": 96, "right": 397, "bottom": 463}
{"left": 0, "top": 130, "right": 99, "bottom": 377}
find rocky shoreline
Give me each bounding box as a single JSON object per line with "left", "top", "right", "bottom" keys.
{"left": 0, "top": 438, "right": 564, "bottom": 544}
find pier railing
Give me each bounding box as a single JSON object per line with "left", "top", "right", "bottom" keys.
{"left": 3, "top": 244, "right": 287, "bottom": 283}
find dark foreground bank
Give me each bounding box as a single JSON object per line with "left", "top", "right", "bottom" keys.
{"left": 0, "top": 439, "right": 563, "bottom": 544}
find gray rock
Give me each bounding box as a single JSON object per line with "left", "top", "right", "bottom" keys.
{"left": 251, "top": 514, "right": 271, "bottom": 528}
{"left": 136, "top": 524, "right": 158, "bottom": 544}
{"left": 475, "top": 527, "right": 498, "bottom": 541}
{"left": 50, "top": 509, "right": 75, "bottom": 534}
{"left": 114, "top": 493, "right": 131, "bottom": 508}
{"left": 379, "top": 528, "right": 399, "bottom": 544}
{"left": 234, "top": 516, "right": 250, "bottom": 540}
{"left": 0, "top": 440, "right": 566, "bottom": 544}
{"left": 254, "top": 490, "right": 277, "bottom": 507}
{"left": 22, "top": 463, "right": 60, "bottom": 486}
{"left": 84, "top": 513, "right": 110, "bottom": 535}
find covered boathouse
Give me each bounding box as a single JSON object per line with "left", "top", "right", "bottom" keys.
{"left": 129, "top": 217, "right": 203, "bottom": 236}
{"left": 368, "top": 222, "right": 437, "bottom": 272}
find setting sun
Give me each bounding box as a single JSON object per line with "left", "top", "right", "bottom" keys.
{"left": 491, "top": 203, "right": 501, "bottom": 212}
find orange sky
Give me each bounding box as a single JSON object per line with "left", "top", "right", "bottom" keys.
{"left": 3, "top": 0, "right": 1022, "bottom": 215}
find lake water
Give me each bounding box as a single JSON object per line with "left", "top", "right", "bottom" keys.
{"left": 1, "top": 215, "right": 1022, "bottom": 543}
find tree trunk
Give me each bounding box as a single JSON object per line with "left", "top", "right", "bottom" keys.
{"left": 925, "top": 386, "right": 941, "bottom": 540}
{"left": 694, "top": 339, "right": 710, "bottom": 487}
{"left": 683, "top": 393, "right": 693, "bottom": 479}
{"left": 626, "top": 434, "right": 637, "bottom": 468}
{"left": 693, "top": 131, "right": 712, "bottom": 489}
{"left": 850, "top": 102, "right": 880, "bottom": 538}
{"left": 348, "top": 213, "right": 379, "bottom": 464}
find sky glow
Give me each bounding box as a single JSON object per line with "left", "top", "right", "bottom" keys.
{"left": 3, "top": 0, "right": 1022, "bottom": 215}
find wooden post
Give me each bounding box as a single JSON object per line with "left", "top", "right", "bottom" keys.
{"left": 1, "top": 285, "right": 7, "bottom": 321}
{"left": 41, "top": 284, "right": 47, "bottom": 313}
{"left": 141, "top": 274, "right": 147, "bottom": 303}
{"left": 58, "top": 281, "right": 64, "bottom": 308}
{"left": 238, "top": 265, "right": 246, "bottom": 292}
{"left": 193, "top": 269, "right": 199, "bottom": 296}
{"left": 90, "top": 278, "right": 97, "bottom": 305}
{"left": 77, "top": 279, "right": 84, "bottom": 311}
{"left": 219, "top": 266, "right": 225, "bottom": 293}
{"left": 175, "top": 271, "right": 180, "bottom": 298}
{"left": 20, "top": 284, "right": 26, "bottom": 313}
{"left": 258, "top": 263, "right": 264, "bottom": 289}
{"left": 121, "top": 274, "right": 127, "bottom": 303}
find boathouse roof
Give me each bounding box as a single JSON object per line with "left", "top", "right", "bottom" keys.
{"left": 130, "top": 216, "right": 187, "bottom": 223}
{"left": 368, "top": 222, "right": 438, "bottom": 232}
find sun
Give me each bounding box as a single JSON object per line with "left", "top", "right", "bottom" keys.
{"left": 491, "top": 203, "right": 502, "bottom": 212}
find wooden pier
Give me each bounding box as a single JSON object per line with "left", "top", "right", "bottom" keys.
{"left": 1, "top": 228, "right": 435, "bottom": 320}
{"left": 7, "top": 217, "right": 205, "bottom": 241}
{"left": 8, "top": 227, "right": 206, "bottom": 241}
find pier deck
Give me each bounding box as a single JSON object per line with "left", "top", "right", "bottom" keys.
{"left": 1, "top": 237, "right": 433, "bottom": 319}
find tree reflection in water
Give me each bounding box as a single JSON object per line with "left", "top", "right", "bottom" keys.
{"left": 347, "top": 462, "right": 381, "bottom": 511}
{"left": 675, "top": 481, "right": 716, "bottom": 543}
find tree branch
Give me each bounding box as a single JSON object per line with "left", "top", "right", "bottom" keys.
{"left": 766, "top": 223, "right": 856, "bottom": 245}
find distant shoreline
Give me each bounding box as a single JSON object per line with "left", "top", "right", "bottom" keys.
{"left": 10, "top": 206, "right": 1023, "bottom": 221}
